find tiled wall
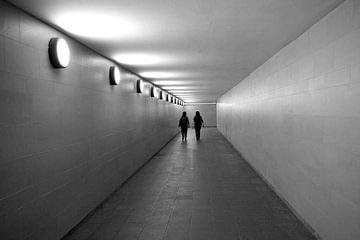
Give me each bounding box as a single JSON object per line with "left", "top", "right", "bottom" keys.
{"left": 0, "top": 2, "right": 182, "bottom": 240}
{"left": 217, "top": 1, "right": 360, "bottom": 239}
{"left": 184, "top": 104, "right": 217, "bottom": 127}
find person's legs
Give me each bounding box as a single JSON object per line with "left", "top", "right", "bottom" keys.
{"left": 195, "top": 128, "right": 200, "bottom": 140}
{"left": 181, "top": 127, "right": 188, "bottom": 141}
{"left": 181, "top": 128, "right": 185, "bottom": 141}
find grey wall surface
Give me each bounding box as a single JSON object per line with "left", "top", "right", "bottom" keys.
{"left": 0, "top": 2, "right": 182, "bottom": 240}
{"left": 184, "top": 104, "right": 217, "bottom": 127}
{"left": 217, "top": 1, "right": 360, "bottom": 239}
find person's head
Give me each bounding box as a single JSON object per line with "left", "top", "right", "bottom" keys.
{"left": 182, "top": 111, "right": 187, "bottom": 116}
{"left": 196, "top": 111, "right": 200, "bottom": 116}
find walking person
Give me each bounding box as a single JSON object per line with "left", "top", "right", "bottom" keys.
{"left": 193, "top": 111, "right": 204, "bottom": 140}
{"left": 179, "top": 111, "right": 190, "bottom": 141}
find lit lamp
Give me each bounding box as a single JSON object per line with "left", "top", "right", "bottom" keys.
{"left": 109, "top": 66, "right": 121, "bottom": 85}
{"left": 159, "top": 91, "right": 164, "bottom": 100}
{"left": 151, "top": 86, "right": 156, "bottom": 98}
{"left": 137, "top": 79, "right": 144, "bottom": 93}
{"left": 48, "top": 38, "right": 70, "bottom": 68}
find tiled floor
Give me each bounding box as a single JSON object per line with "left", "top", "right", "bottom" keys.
{"left": 63, "top": 128, "right": 316, "bottom": 240}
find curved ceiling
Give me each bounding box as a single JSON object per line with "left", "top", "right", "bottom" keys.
{"left": 7, "top": 0, "right": 344, "bottom": 103}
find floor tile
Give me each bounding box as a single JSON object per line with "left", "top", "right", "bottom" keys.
{"left": 62, "top": 129, "right": 316, "bottom": 240}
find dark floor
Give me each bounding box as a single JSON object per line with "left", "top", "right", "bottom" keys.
{"left": 63, "top": 128, "right": 316, "bottom": 240}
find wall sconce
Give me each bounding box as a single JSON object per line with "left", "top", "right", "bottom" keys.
{"left": 109, "top": 66, "right": 121, "bottom": 85}
{"left": 137, "top": 79, "right": 144, "bottom": 93}
{"left": 48, "top": 38, "right": 70, "bottom": 68}
{"left": 151, "top": 86, "right": 157, "bottom": 98}
{"left": 159, "top": 91, "right": 164, "bottom": 100}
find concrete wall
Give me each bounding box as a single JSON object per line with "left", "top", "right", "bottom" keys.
{"left": 217, "top": 1, "right": 360, "bottom": 239}
{"left": 184, "top": 104, "right": 217, "bottom": 127}
{"left": 0, "top": 2, "right": 182, "bottom": 240}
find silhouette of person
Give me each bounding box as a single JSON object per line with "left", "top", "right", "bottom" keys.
{"left": 179, "top": 111, "right": 190, "bottom": 141}
{"left": 193, "top": 111, "right": 204, "bottom": 140}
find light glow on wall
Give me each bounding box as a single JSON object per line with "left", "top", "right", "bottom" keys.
{"left": 114, "top": 53, "right": 167, "bottom": 66}
{"left": 152, "top": 80, "right": 186, "bottom": 85}
{"left": 56, "top": 12, "right": 136, "bottom": 39}
{"left": 139, "top": 71, "right": 180, "bottom": 79}
{"left": 169, "top": 90, "right": 201, "bottom": 93}
{"left": 162, "top": 86, "right": 192, "bottom": 90}
{"left": 48, "top": 38, "right": 70, "bottom": 68}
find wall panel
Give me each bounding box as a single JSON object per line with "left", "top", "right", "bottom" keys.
{"left": 0, "top": 2, "right": 182, "bottom": 239}
{"left": 217, "top": 1, "right": 360, "bottom": 239}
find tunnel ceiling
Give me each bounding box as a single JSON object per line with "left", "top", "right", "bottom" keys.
{"left": 7, "top": 0, "right": 344, "bottom": 103}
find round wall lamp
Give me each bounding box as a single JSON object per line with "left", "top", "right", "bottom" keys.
{"left": 151, "top": 86, "right": 157, "bottom": 98}
{"left": 109, "top": 66, "right": 121, "bottom": 85}
{"left": 159, "top": 91, "right": 164, "bottom": 100}
{"left": 48, "top": 38, "right": 70, "bottom": 68}
{"left": 136, "top": 79, "right": 144, "bottom": 93}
